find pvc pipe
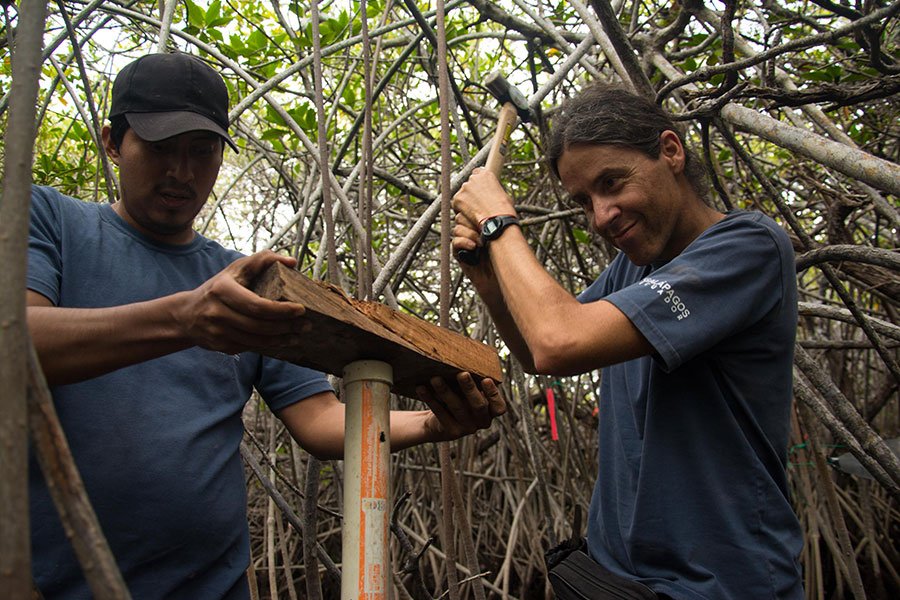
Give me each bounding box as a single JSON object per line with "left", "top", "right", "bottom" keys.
{"left": 341, "top": 360, "right": 393, "bottom": 600}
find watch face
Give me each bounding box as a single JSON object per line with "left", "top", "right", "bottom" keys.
{"left": 483, "top": 218, "right": 501, "bottom": 236}
{"left": 482, "top": 215, "right": 517, "bottom": 241}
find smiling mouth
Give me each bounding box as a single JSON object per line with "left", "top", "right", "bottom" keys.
{"left": 610, "top": 222, "right": 635, "bottom": 243}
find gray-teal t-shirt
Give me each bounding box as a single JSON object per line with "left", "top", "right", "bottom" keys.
{"left": 578, "top": 210, "right": 803, "bottom": 599}
{"left": 28, "top": 186, "right": 333, "bottom": 599}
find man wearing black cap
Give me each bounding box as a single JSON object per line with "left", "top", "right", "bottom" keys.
{"left": 27, "top": 53, "right": 505, "bottom": 599}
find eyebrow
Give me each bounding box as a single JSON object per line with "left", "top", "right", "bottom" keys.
{"left": 593, "top": 165, "right": 633, "bottom": 183}
{"left": 564, "top": 166, "right": 631, "bottom": 200}
{"left": 595, "top": 165, "right": 629, "bottom": 177}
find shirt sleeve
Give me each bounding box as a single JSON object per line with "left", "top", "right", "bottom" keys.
{"left": 603, "top": 214, "right": 792, "bottom": 372}
{"left": 28, "top": 186, "right": 64, "bottom": 305}
{"left": 255, "top": 356, "right": 335, "bottom": 412}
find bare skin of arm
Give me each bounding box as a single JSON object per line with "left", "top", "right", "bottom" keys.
{"left": 451, "top": 250, "right": 538, "bottom": 372}
{"left": 473, "top": 225, "right": 650, "bottom": 375}
{"left": 452, "top": 170, "right": 652, "bottom": 376}
{"left": 277, "top": 373, "right": 506, "bottom": 460}
{"left": 28, "top": 250, "right": 311, "bottom": 386}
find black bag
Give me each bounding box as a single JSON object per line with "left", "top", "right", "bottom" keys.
{"left": 546, "top": 538, "right": 657, "bottom": 600}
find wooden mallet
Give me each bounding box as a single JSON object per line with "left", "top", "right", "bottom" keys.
{"left": 457, "top": 72, "right": 533, "bottom": 265}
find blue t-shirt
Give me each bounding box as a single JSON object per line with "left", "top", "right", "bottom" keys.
{"left": 28, "top": 186, "right": 334, "bottom": 600}
{"left": 578, "top": 211, "right": 803, "bottom": 599}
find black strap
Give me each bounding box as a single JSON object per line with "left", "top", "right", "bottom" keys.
{"left": 548, "top": 551, "right": 657, "bottom": 600}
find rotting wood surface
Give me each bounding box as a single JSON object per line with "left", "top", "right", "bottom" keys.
{"left": 251, "top": 262, "right": 503, "bottom": 398}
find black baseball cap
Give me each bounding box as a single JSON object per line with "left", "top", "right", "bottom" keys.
{"left": 110, "top": 53, "right": 238, "bottom": 151}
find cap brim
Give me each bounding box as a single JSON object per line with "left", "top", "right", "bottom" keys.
{"left": 125, "top": 111, "right": 238, "bottom": 152}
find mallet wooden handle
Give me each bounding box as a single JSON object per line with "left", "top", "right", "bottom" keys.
{"left": 484, "top": 102, "right": 520, "bottom": 175}
{"left": 457, "top": 102, "right": 520, "bottom": 266}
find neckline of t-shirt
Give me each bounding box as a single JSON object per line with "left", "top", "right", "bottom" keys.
{"left": 99, "top": 203, "right": 210, "bottom": 255}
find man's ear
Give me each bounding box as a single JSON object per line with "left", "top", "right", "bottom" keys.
{"left": 659, "top": 130, "right": 685, "bottom": 175}
{"left": 101, "top": 125, "right": 120, "bottom": 164}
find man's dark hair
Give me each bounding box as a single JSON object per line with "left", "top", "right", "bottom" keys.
{"left": 109, "top": 114, "right": 129, "bottom": 150}
{"left": 546, "top": 83, "right": 709, "bottom": 202}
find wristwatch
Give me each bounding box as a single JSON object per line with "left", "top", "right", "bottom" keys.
{"left": 480, "top": 215, "right": 519, "bottom": 244}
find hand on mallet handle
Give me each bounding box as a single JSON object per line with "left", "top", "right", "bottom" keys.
{"left": 451, "top": 168, "right": 518, "bottom": 289}
{"left": 456, "top": 72, "right": 533, "bottom": 266}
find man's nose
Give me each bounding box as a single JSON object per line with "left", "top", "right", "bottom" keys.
{"left": 590, "top": 196, "right": 620, "bottom": 233}
{"left": 166, "top": 148, "right": 194, "bottom": 182}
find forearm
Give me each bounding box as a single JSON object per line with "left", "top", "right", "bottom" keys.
{"left": 287, "top": 409, "right": 441, "bottom": 459}
{"left": 487, "top": 230, "right": 651, "bottom": 374}
{"left": 389, "top": 409, "right": 438, "bottom": 452}
{"left": 28, "top": 251, "right": 314, "bottom": 386}
{"left": 472, "top": 273, "right": 537, "bottom": 372}
{"left": 279, "top": 394, "right": 442, "bottom": 460}
{"left": 452, "top": 170, "right": 569, "bottom": 372}
{"left": 491, "top": 230, "right": 572, "bottom": 327}
{"left": 487, "top": 229, "right": 605, "bottom": 374}
{"left": 28, "top": 293, "right": 192, "bottom": 385}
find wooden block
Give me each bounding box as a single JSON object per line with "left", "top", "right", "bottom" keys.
{"left": 251, "top": 262, "right": 503, "bottom": 398}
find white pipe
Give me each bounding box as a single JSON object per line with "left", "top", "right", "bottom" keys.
{"left": 341, "top": 360, "right": 393, "bottom": 600}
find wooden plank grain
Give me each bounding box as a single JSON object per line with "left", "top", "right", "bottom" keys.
{"left": 251, "top": 262, "right": 503, "bottom": 398}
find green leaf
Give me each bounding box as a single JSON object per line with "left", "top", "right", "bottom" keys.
{"left": 304, "top": 109, "right": 317, "bottom": 133}
{"left": 835, "top": 38, "right": 860, "bottom": 53}
{"left": 337, "top": 11, "right": 350, "bottom": 33}
{"left": 248, "top": 30, "right": 268, "bottom": 53}
{"left": 266, "top": 106, "right": 287, "bottom": 127}
{"left": 573, "top": 228, "right": 590, "bottom": 244}
{"left": 185, "top": 0, "right": 204, "bottom": 28}
{"left": 258, "top": 62, "right": 278, "bottom": 79}
{"left": 687, "top": 33, "right": 708, "bottom": 46}
{"left": 342, "top": 85, "right": 356, "bottom": 106}
{"left": 71, "top": 121, "right": 88, "bottom": 141}
{"left": 206, "top": 0, "right": 222, "bottom": 24}
{"left": 800, "top": 70, "right": 832, "bottom": 82}
{"left": 229, "top": 34, "right": 246, "bottom": 53}
{"left": 287, "top": 106, "right": 308, "bottom": 127}
{"left": 261, "top": 127, "right": 289, "bottom": 141}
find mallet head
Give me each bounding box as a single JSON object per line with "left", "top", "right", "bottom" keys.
{"left": 484, "top": 71, "right": 532, "bottom": 123}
